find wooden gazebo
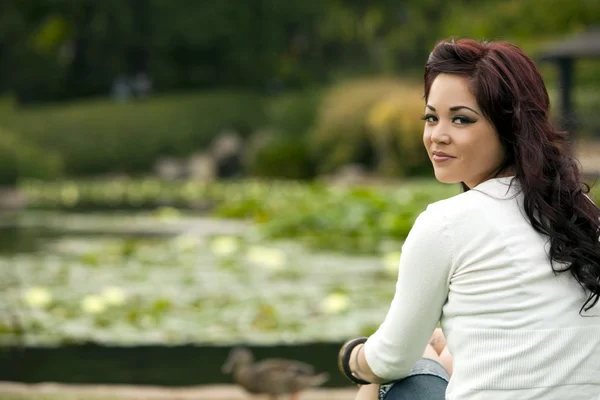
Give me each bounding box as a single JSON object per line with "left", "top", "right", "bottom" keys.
{"left": 538, "top": 27, "right": 600, "bottom": 136}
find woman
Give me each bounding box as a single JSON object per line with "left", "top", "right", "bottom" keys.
{"left": 338, "top": 39, "right": 600, "bottom": 400}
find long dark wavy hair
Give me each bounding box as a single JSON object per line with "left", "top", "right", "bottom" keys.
{"left": 424, "top": 39, "right": 600, "bottom": 313}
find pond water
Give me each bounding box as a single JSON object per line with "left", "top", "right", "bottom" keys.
{"left": 0, "top": 226, "right": 44, "bottom": 254}
{"left": 0, "top": 210, "right": 251, "bottom": 256}
{"left": 0, "top": 210, "right": 399, "bottom": 346}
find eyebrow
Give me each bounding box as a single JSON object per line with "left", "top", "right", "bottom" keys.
{"left": 426, "top": 105, "right": 481, "bottom": 116}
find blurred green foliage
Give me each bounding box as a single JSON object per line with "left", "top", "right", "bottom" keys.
{"left": 311, "top": 78, "right": 430, "bottom": 176}
{"left": 245, "top": 136, "right": 316, "bottom": 180}
{"left": 1, "top": 76, "right": 598, "bottom": 181}
{"left": 0, "top": 91, "right": 265, "bottom": 176}
{"left": 0, "top": 1, "right": 598, "bottom": 181}
{"left": 4, "top": 175, "right": 600, "bottom": 347}
{"left": 20, "top": 177, "right": 600, "bottom": 252}
{"left": 0, "top": 128, "right": 63, "bottom": 185}
{"left": 0, "top": 210, "right": 400, "bottom": 345}
{"left": 266, "top": 89, "right": 323, "bottom": 137}
{"left": 15, "top": 178, "right": 451, "bottom": 253}
{"left": 0, "top": 80, "right": 429, "bottom": 180}
{"left": 0, "top": 0, "right": 597, "bottom": 103}
{"left": 245, "top": 89, "right": 322, "bottom": 179}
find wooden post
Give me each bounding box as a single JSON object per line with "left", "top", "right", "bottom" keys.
{"left": 557, "top": 57, "right": 576, "bottom": 140}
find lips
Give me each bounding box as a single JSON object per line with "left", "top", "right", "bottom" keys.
{"left": 432, "top": 151, "right": 455, "bottom": 163}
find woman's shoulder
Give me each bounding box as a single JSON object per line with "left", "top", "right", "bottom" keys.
{"left": 426, "top": 178, "right": 521, "bottom": 222}
{"left": 425, "top": 189, "right": 485, "bottom": 220}
{"left": 409, "top": 192, "right": 477, "bottom": 239}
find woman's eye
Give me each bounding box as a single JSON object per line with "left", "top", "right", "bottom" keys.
{"left": 452, "top": 116, "right": 474, "bottom": 125}
{"left": 421, "top": 114, "right": 437, "bottom": 123}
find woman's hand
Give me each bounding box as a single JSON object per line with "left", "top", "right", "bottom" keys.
{"left": 426, "top": 328, "right": 453, "bottom": 376}
{"left": 429, "top": 327, "right": 447, "bottom": 354}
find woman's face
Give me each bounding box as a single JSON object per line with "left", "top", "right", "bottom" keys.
{"left": 423, "top": 73, "right": 506, "bottom": 189}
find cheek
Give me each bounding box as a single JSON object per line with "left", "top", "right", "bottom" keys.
{"left": 471, "top": 131, "right": 504, "bottom": 166}
{"left": 495, "top": 139, "right": 507, "bottom": 160}
{"left": 480, "top": 131, "right": 504, "bottom": 159}
{"left": 423, "top": 131, "right": 431, "bottom": 147}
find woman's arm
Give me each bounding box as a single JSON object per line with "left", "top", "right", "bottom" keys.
{"left": 349, "top": 342, "right": 385, "bottom": 384}
{"left": 351, "top": 204, "right": 456, "bottom": 383}
{"left": 349, "top": 328, "right": 453, "bottom": 384}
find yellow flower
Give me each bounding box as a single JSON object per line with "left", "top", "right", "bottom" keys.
{"left": 382, "top": 251, "right": 401, "bottom": 275}
{"left": 246, "top": 246, "right": 286, "bottom": 270}
{"left": 23, "top": 287, "right": 52, "bottom": 308}
{"left": 81, "top": 295, "right": 107, "bottom": 314}
{"left": 210, "top": 236, "right": 239, "bottom": 256}
{"left": 321, "top": 293, "right": 349, "bottom": 314}
{"left": 102, "top": 287, "right": 126, "bottom": 306}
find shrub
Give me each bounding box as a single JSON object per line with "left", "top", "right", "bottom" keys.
{"left": 310, "top": 78, "right": 430, "bottom": 177}
{"left": 366, "top": 89, "right": 432, "bottom": 176}
{"left": 266, "top": 89, "right": 323, "bottom": 136}
{"left": 244, "top": 89, "right": 322, "bottom": 180}
{"left": 245, "top": 135, "right": 315, "bottom": 180}
{"left": 1, "top": 91, "right": 266, "bottom": 176}
{"left": 0, "top": 128, "right": 63, "bottom": 185}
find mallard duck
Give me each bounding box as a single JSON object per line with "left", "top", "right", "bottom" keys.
{"left": 222, "top": 347, "right": 329, "bottom": 400}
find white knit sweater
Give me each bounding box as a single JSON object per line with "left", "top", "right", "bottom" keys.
{"left": 363, "top": 177, "right": 600, "bottom": 400}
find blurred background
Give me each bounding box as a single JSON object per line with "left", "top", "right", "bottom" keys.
{"left": 0, "top": 0, "right": 599, "bottom": 399}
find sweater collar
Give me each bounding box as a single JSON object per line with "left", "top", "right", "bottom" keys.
{"left": 470, "top": 176, "right": 520, "bottom": 198}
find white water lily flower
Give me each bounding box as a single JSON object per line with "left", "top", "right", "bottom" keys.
{"left": 102, "top": 287, "right": 126, "bottom": 306}
{"left": 23, "top": 287, "right": 52, "bottom": 308}
{"left": 321, "top": 293, "right": 349, "bottom": 314}
{"left": 81, "top": 295, "right": 107, "bottom": 314}
{"left": 60, "top": 183, "right": 79, "bottom": 207}
{"left": 210, "top": 236, "right": 239, "bottom": 256}
{"left": 153, "top": 206, "right": 181, "bottom": 220}
{"left": 382, "top": 251, "right": 402, "bottom": 275}
{"left": 173, "top": 234, "right": 202, "bottom": 252}
{"left": 246, "top": 246, "right": 286, "bottom": 270}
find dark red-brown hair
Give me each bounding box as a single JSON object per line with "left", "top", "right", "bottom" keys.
{"left": 424, "top": 39, "right": 600, "bottom": 313}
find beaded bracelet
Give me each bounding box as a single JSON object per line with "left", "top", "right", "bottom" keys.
{"left": 338, "top": 337, "right": 371, "bottom": 385}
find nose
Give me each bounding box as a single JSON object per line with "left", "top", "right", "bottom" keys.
{"left": 430, "top": 123, "right": 451, "bottom": 144}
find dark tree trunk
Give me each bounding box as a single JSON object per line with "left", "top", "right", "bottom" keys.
{"left": 64, "top": 0, "right": 95, "bottom": 98}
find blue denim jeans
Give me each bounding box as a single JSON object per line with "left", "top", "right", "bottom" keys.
{"left": 378, "top": 358, "right": 449, "bottom": 400}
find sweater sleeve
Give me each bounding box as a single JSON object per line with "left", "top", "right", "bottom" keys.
{"left": 363, "top": 203, "right": 455, "bottom": 381}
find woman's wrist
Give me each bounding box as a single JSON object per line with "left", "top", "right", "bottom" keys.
{"left": 349, "top": 343, "right": 364, "bottom": 377}
{"left": 338, "top": 337, "right": 370, "bottom": 385}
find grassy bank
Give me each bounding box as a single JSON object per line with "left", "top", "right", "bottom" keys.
{"left": 0, "top": 91, "right": 267, "bottom": 176}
